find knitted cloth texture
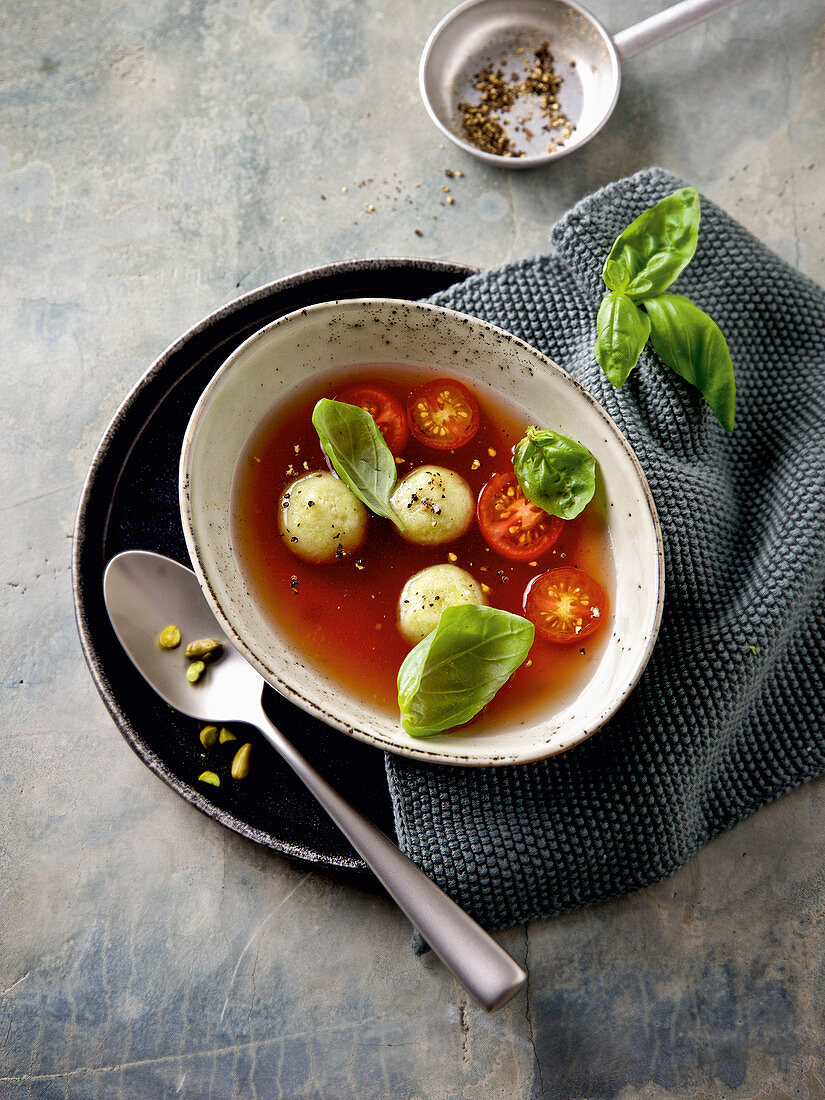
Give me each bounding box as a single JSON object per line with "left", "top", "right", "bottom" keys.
{"left": 384, "top": 166, "right": 825, "bottom": 931}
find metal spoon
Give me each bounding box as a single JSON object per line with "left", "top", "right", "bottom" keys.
{"left": 103, "top": 549, "right": 526, "bottom": 1012}
{"left": 419, "top": 0, "right": 749, "bottom": 168}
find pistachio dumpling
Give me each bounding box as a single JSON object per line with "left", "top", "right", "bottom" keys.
{"left": 278, "top": 471, "right": 368, "bottom": 562}
{"left": 390, "top": 465, "right": 474, "bottom": 546}
{"left": 397, "top": 563, "right": 487, "bottom": 645}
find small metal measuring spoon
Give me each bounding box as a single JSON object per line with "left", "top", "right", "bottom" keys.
{"left": 420, "top": 0, "right": 748, "bottom": 168}
{"left": 103, "top": 549, "right": 527, "bottom": 1012}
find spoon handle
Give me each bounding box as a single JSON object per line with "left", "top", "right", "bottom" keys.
{"left": 253, "top": 705, "right": 526, "bottom": 1012}
{"left": 612, "top": 0, "right": 748, "bottom": 61}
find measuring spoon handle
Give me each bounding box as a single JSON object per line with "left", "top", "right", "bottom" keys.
{"left": 613, "top": 0, "right": 749, "bottom": 61}
{"left": 253, "top": 704, "right": 526, "bottom": 1012}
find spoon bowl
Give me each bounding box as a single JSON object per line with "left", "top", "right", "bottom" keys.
{"left": 104, "top": 549, "right": 263, "bottom": 725}
{"left": 102, "top": 549, "right": 527, "bottom": 1012}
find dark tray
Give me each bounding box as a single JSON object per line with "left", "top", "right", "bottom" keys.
{"left": 73, "top": 258, "right": 473, "bottom": 870}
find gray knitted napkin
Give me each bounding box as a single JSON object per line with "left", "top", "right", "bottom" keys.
{"left": 385, "top": 166, "right": 825, "bottom": 931}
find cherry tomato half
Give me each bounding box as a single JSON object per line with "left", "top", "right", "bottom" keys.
{"left": 477, "top": 471, "right": 565, "bottom": 562}
{"left": 407, "top": 378, "right": 479, "bottom": 450}
{"left": 335, "top": 383, "right": 409, "bottom": 454}
{"left": 524, "top": 567, "right": 608, "bottom": 644}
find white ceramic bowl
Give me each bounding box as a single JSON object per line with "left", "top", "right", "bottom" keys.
{"left": 180, "top": 298, "right": 663, "bottom": 766}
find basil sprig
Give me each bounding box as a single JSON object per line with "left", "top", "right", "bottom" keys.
{"left": 513, "top": 426, "right": 595, "bottom": 520}
{"left": 311, "top": 398, "right": 401, "bottom": 526}
{"left": 594, "top": 187, "right": 736, "bottom": 430}
{"left": 398, "top": 605, "right": 534, "bottom": 737}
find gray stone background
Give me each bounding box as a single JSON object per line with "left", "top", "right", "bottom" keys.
{"left": 2, "top": 0, "right": 825, "bottom": 1096}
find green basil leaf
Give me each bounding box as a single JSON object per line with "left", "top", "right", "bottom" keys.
{"left": 602, "top": 187, "right": 701, "bottom": 300}
{"left": 513, "top": 426, "right": 596, "bottom": 520}
{"left": 398, "top": 605, "right": 534, "bottom": 737}
{"left": 644, "top": 293, "right": 736, "bottom": 431}
{"left": 311, "top": 398, "right": 400, "bottom": 522}
{"left": 595, "top": 291, "right": 651, "bottom": 387}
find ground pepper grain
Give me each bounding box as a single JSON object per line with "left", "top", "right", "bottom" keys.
{"left": 458, "top": 41, "right": 574, "bottom": 158}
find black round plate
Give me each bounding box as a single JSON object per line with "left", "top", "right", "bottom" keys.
{"left": 73, "top": 258, "right": 473, "bottom": 870}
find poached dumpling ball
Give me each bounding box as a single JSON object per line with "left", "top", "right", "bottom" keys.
{"left": 397, "top": 564, "right": 486, "bottom": 645}
{"left": 390, "top": 465, "right": 474, "bottom": 546}
{"left": 278, "top": 471, "right": 368, "bottom": 562}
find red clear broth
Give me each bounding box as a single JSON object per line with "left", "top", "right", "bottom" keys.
{"left": 232, "top": 365, "right": 613, "bottom": 731}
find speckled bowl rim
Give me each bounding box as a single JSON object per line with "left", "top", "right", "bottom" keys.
{"left": 180, "top": 296, "right": 665, "bottom": 767}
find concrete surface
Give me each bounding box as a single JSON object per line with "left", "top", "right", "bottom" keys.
{"left": 2, "top": 0, "right": 825, "bottom": 1096}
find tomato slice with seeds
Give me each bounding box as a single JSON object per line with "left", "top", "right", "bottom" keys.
{"left": 407, "top": 378, "right": 479, "bottom": 450}
{"left": 477, "top": 471, "right": 564, "bottom": 562}
{"left": 524, "top": 567, "right": 608, "bottom": 644}
{"left": 335, "top": 383, "right": 409, "bottom": 454}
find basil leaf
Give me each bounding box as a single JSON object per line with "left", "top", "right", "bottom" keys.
{"left": 595, "top": 291, "right": 651, "bottom": 387}
{"left": 513, "top": 426, "right": 596, "bottom": 520}
{"left": 311, "top": 398, "right": 400, "bottom": 522}
{"left": 398, "top": 605, "right": 534, "bottom": 737}
{"left": 602, "top": 187, "right": 701, "bottom": 300}
{"left": 644, "top": 293, "right": 736, "bottom": 431}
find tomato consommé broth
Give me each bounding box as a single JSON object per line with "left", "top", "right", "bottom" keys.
{"left": 233, "top": 364, "right": 614, "bottom": 732}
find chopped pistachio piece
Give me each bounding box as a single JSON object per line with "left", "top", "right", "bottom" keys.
{"left": 199, "top": 724, "right": 219, "bottom": 749}
{"left": 185, "top": 638, "right": 224, "bottom": 662}
{"left": 198, "top": 771, "right": 220, "bottom": 787}
{"left": 186, "top": 660, "right": 206, "bottom": 684}
{"left": 218, "top": 727, "right": 236, "bottom": 744}
{"left": 158, "top": 625, "right": 181, "bottom": 649}
{"left": 231, "top": 743, "right": 252, "bottom": 780}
